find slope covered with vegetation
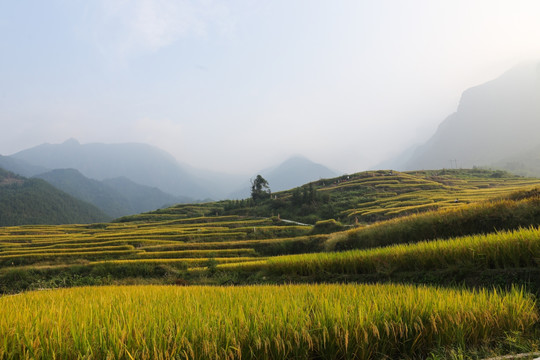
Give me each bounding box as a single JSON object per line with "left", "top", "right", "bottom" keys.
{"left": 0, "top": 168, "right": 110, "bottom": 226}
{"left": 327, "top": 187, "right": 540, "bottom": 251}
{"left": 35, "top": 169, "right": 180, "bottom": 217}
{"left": 120, "top": 168, "right": 540, "bottom": 225}
{"left": 199, "top": 226, "right": 540, "bottom": 288}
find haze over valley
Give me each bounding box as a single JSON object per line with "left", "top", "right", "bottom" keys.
{"left": 382, "top": 61, "right": 540, "bottom": 174}
{"left": 2, "top": 59, "right": 540, "bottom": 217}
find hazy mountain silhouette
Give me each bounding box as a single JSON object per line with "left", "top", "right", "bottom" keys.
{"left": 0, "top": 155, "right": 49, "bottom": 178}
{"left": 102, "top": 177, "right": 189, "bottom": 213}
{"left": 35, "top": 169, "right": 182, "bottom": 218}
{"left": 9, "top": 140, "right": 340, "bottom": 201}
{"left": 229, "top": 156, "right": 339, "bottom": 199}
{"left": 396, "top": 62, "right": 540, "bottom": 172}
{"left": 11, "top": 139, "right": 209, "bottom": 199}
{"left": 35, "top": 169, "right": 133, "bottom": 218}
{"left": 0, "top": 167, "right": 109, "bottom": 225}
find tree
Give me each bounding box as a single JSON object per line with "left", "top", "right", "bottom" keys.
{"left": 251, "top": 175, "right": 271, "bottom": 202}
{"left": 291, "top": 187, "right": 302, "bottom": 205}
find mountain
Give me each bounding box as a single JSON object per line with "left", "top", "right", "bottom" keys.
{"left": 0, "top": 168, "right": 109, "bottom": 226}
{"left": 10, "top": 139, "right": 210, "bottom": 199}
{"left": 229, "top": 156, "right": 339, "bottom": 199}
{"left": 35, "top": 169, "right": 133, "bottom": 218}
{"left": 35, "top": 169, "right": 184, "bottom": 218}
{"left": 262, "top": 156, "right": 339, "bottom": 191}
{"left": 9, "top": 140, "right": 340, "bottom": 201}
{"left": 0, "top": 155, "right": 49, "bottom": 178}
{"left": 396, "top": 62, "right": 540, "bottom": 172}
{"left": 102, "top": 177, "right": 187, "bottom": 213}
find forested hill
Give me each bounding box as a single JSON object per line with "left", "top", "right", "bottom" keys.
{"left": 0, "top": 168, "right": 110, "bottom": 226}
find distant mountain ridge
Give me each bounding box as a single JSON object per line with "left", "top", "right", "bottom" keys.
{"left": 494, "top": 143, "right": 540, "bottom": 177}
{"left": 11, "top": 139, "right": 208, "bottom": 199}
{"left": 395, "top": 61, "right": 540, "bottom": 172}
{"left": 34, "top": 169, "right": 183, "bottom": 218}
{"left": 263, "top": 156, "right": 339, "bottom": 191}
{"left": 7, "top": 140, "right": 339, "bottom": 201}
{"left": 102, "top": 176, "right": 188, "bottom": 214}
{"left": 0, "top": 168, "right": 109, "bottom": 226}
{"left": 0, "top": 155, "right": 48, "bottom": 178}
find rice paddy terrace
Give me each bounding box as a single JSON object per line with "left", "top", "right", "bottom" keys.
{"left": 0, "top": 215, "right": 321, "bottom": 292}
{"left": 312, "top": 169, "right": 540, "bottom": 222}
{"left": 120, "top": 168, "right": 540, "bottom": 225}
{"left": 1, "top": 169, "right": 540, "bottom": 358}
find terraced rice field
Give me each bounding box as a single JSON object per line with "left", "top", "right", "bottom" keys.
{"left": 1, "top": 170, "right": 540, "bottom": 358}
{"left": 0, "top": 216, "right": 317, "bottom": 284}
{"left": 205, "top": 226, "right": 540, "bottom": 277}
{"left": 324, "top": 170, "right": 540, "bottom": 221}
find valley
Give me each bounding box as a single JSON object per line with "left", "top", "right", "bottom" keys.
{"left": 3, "top": 2, "right": 540, "bottom": 358}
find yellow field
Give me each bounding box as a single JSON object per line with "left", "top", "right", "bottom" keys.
{"left": 0, "top": 216, "right": 313, "bottom": 270}
{"left": 207, "top": 226, "right": 540, "bottom": 276}
{"left": 0, "top": 284, "right": 536, "bottom": 359}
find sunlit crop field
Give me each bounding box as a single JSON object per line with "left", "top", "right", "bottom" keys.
{"left": 0, "top": 284, "right": 536, "bottom": 359}
{"left": 0, "top": 216, "right": 314, "bottom": 270}
{"left": 208, "top": 226, "right": 540, "bottom": 277}
{"left": 331, "top": 170, "right": 540, "bottom": 222}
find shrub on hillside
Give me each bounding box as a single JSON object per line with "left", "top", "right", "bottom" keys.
{"left": 311, "top": 219, "right": 345, "bottom": 234}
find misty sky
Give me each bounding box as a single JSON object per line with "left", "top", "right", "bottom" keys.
{"left": 1, "top": 1, "right": 540, "bottom": 175}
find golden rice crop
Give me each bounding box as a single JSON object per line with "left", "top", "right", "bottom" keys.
{"left": 0, "top": 284, "right": 535, "bottom": 359}
{"left": 213, "top": 226, "right": 540, "bottom": 276}
{"left": 134, "top": 248, "right": 257, "bottom": 259}
{"left": 331, "top": 197, "right": 540, "bottom": 251}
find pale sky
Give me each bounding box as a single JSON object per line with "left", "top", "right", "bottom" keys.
{"left": 1, "top": 1, "right": 540, "bottom": 174}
